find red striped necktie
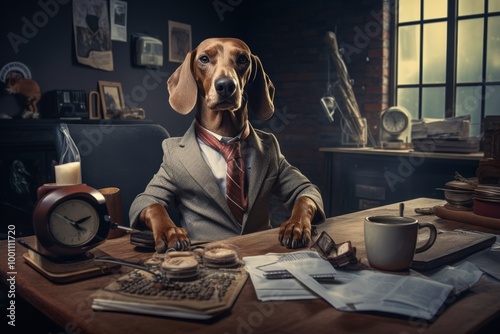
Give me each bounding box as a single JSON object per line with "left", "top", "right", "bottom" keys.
{"left": 195, "top": 121, "right": 250, "bottom": 224}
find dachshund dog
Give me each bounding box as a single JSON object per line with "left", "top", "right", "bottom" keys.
{"left": 130, "top": 37, "right": 325, "bottom": 252}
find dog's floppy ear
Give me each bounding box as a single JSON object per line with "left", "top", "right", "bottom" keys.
{"left": 246, "top": 55, "right": 275, "bottom": 120}
{"left": 167, "top": 51, "right": 197, "bottom": 114}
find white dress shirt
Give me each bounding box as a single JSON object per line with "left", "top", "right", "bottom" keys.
{"left": 196, "top": 127, "right": 251, "bottom": 197}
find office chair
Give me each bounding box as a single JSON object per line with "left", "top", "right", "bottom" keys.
{"left": 53, "top": 122, "right": 172, "bottom": 228}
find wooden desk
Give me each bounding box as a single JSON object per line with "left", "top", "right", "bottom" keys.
{"left": 2, "top": 198, "right": 500, "bottom": 334}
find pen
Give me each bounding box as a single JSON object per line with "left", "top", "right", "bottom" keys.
{"left": 110, "top": 222, "right": 143, "bottom": 234}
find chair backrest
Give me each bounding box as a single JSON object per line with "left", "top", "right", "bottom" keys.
{"left": 53, "top": 122, "right": 170, "bottom": 227}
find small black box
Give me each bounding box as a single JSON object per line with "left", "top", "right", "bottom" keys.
{"left": 41, "top": 90, "right": 88, "bottom": 119}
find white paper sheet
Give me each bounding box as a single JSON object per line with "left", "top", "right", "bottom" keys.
{"left": 244, "top": 251, "right": 460, "bottom": 320}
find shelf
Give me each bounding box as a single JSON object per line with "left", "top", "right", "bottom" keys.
{"left": 319, "top": 147, "right": 484, "bottom": 161}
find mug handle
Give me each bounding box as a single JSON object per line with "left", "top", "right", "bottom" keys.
{"left": 415, "top": 223, "right": 437, "bottom": 253}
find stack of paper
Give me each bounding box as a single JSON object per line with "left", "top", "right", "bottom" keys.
{"left": 243, "top": 250, "right": 488, "bottom": 320}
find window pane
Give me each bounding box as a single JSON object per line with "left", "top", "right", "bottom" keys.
{"left": 399, "top": 0, "right": 421, "bottom": 23}
{"left": 456, "top": 86, "right": 482, "bottom": 136}
{"left": 424, "top": 0, "right": 447, "bottom": 19}
{"left": 398, "top": 25, "right": 421, "bottom": 84}
{"left": 487, "top": 16, "right": 500, "bottom": 82}
{"left": 423, "top": 22, "right": 447, "bottom": 83}
{"left": 490, "top": 0, "right": 500, "bottom": 12}
{"left": 457, "top": 18, "right": 484, "bottom": 83}
{"left": 485, "top": 85, "right": 500, "bottom": 116}
{"left": 397, "top": 87, "right": 420, "bottom": 119}
{"left": 459, "top": 0, "right": 484, "bottom": 16}
{"left": 422, "top": 87, "right": 446, "bottom": 118}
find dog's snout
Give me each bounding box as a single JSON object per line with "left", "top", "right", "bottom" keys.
{"left": 215, "top": 77, "right": 236, "bottom": 98}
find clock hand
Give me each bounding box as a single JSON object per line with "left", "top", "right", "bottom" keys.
{"left": 74, "top": 216, "right": 91, "bottom": 225}
{"left": 390, "top": 113, "right": 396, "bottom": 129}
{"left": 54, "top": 213, "right": 85, "bottom": 231}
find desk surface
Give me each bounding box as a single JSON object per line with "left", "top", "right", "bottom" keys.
{"left": 2, "top": 198, "right": 500, "bottom": 334}
{"left": 319, "top": 147, "right": 484, "bottom": 160}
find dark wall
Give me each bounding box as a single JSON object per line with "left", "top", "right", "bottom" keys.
{"left": 0, "top": 0, "right": 243, "bottom": 136}
{"left": 228, "top": 0, "right": 389, "bottom": 187}
{"left": 0, "top": 0, "right": 388, "bottom": 194}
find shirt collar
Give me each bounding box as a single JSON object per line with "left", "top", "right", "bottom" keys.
{"left": 201, "top": 122, "right": 248, "bottom": 144}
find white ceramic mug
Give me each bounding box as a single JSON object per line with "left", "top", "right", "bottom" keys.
{"left": 364, "top": 216, "right": 437, "bottom": 271}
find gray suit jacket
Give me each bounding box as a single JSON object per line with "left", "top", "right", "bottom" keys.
{"left": 129, "top": 120, "right": 325, "bottom": 241}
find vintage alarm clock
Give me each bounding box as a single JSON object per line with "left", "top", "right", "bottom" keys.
{"left": 33, "top": 184, "right": 111, "bottom": 259}
{"left": 379, "top": 106, "right": 412, "bottom": 149}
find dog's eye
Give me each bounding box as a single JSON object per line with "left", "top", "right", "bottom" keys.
{"left": 198, "top": 55, "right": 209, "bottom": 64}
{"left": 237, "top": 55, "right": 249, "bottom": 65}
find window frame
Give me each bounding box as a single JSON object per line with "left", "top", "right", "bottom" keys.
{"left": 392, "top": 0, "right": 500, "bottom": 136}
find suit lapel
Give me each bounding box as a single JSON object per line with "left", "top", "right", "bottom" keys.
{"left": 177, "top": 122, "right": 234, "bottom": 220}
{"left": 245, "top": 125, "right": 271, "bottom": 215}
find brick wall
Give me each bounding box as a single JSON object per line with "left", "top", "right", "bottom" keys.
{"left": 235, "top": 0, "right": 391, "bottom": 193}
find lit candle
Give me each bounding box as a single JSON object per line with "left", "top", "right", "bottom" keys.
{"left": 55, "top": 162, "right": 82, "bottom": 185}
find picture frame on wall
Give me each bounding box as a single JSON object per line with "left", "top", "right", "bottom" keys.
{"left": 98, "top": 81, "right": 124, "bottom": 119}
{"left": 168, "top": 20, "right": 191, "bottom": 63}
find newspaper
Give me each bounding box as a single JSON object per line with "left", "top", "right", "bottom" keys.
{"left": 243, "top": 251, "right": 487, "bottom": 320}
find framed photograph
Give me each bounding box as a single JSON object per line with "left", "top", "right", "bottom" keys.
{"left": 168, "top": 20, "right": 191, "bottom": 63}
{"left": 98, "top": 81, "right": 125, "bottom": 119}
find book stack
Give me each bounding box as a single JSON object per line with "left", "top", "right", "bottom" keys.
{"left": 411, "top": 116, "right": 480, "bottom": 153}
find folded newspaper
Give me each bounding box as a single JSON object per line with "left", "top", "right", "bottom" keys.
{"left": 244, "top": 251, "right": 485, "bottom": 320}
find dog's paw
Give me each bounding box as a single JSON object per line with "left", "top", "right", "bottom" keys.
{"left": 153, "top": 226, "right": 191, "bottom": 253}
{"left": 278, "top": 221, "right": 312, "bottom": 249}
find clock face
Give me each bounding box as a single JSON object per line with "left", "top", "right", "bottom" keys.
{"left": 381, "top": 109, "right": 409, "bottom": 135}
{"left": 33, "top": 184, "right": 110, "bottom": 258}
{"left": 49, "top": 199, "right": 100, "bottom": 246}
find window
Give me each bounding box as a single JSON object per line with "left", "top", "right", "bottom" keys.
{"left": 394, "top": 0, "right": 500, "bottom": 136}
